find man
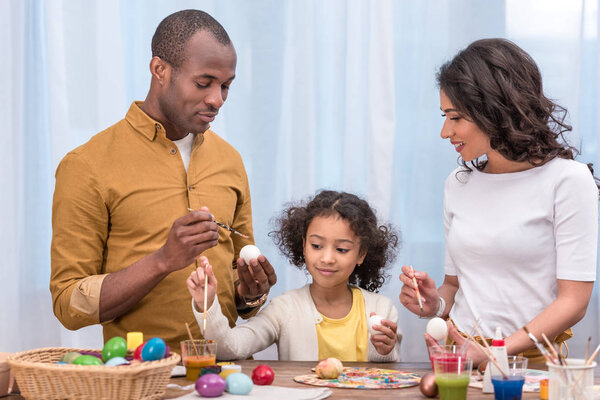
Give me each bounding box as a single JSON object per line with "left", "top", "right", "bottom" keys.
{"left": 50, "top": 9, "right": 277, "bottom": 351}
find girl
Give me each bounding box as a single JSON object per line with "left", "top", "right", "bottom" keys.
{"left": 187, "top": 190, "right": 402, "bottom": 361}
{"left": 400, "top": 38, "right": 598, "bottom": 365}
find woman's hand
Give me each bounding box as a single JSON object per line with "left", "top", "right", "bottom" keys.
{"left": 186, "top": 256, "right": 218, "bottom": 312}
{"left": 436, "top": 322, "right": 488, "bottom": 367}
{"left": 369, "top": 312, "right": 398, "bottom": 356}
{"left": 398, "top": 265, "right": 441, "bottom": 317}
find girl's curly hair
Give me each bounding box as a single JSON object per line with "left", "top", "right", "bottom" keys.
{"left": 437, "top": 38, "right": 599, "bottom": 187}
{"left": 269, "top": 190, "right": 400, "bottom": 292}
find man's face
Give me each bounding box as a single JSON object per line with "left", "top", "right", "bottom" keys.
{"left": 158, "top": 31, "right": 237, "bottom": 137}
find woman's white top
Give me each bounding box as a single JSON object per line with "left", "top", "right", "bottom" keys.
{"left": 444, "top": 157, "right": 598, "bottom": 337}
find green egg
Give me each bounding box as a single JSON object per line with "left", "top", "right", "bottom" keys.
{"left": 59, "top": 351, "right": 82, "bottom": 364}
{"left": 72, "top": 355, "right": 103, "bottom": 366}
{"left": 102, "top": 336, "right": 127, "bottom": 362}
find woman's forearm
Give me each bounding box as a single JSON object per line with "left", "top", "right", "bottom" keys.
{"left": 505, "top": 280, "right": 593, "bottom": 355}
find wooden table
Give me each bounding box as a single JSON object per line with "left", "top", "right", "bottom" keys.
{"left": 7, "top": 360, "right": 598, "bottom": 399}
{"left": 164, "top": 360, "right": 551, "bottom": 399}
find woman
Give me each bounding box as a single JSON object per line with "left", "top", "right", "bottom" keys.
{"left": 400, "top": 38, "right": 598, "bottom": 365}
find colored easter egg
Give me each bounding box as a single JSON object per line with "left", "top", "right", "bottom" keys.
{"left": 79, "top": 350, "right": 103, "bottom": 358}
{"left": 105, "top": 356, "right": 129, "bottom": 366}
{"left": 196, "top": 373, "right": 226, "bottom": 397}
{"left": 219, "top": 364, "right": 241, "bottom": 379}
{"left": 102, "top": 336, "right": 127, "bottom": 361}
{"left": 226, "top": 373, "right": 253, "bottom": 395}
{"left": 419, "top": 371, "right": 438, "bottom": 398}
{"left": 240, "top": 245, "right": 261, "bottom": 264}
{"left": 60, "top": 351, "right": 82, "bottom": 364}
{"left": 315, "top": 358, "right": 343, "bottom": 379}
{"left": 141, "top": 337, "right": 166, "bottom": 361}
{"left": 251, "top": 364, "right": 274, "bottom": 385}
{"left": 134, "top": 341, "right": 147, "bottom": 360}
{"left": 73, "top": 355, "right": 103, "bottom": 366}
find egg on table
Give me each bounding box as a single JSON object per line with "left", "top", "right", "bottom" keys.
{"left": 225, "top": 372, "right": 253, "bottom": 395}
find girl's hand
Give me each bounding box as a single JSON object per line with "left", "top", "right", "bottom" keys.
{"left": 186, "top": 256, "right": 218, "bottom": 312}
{"left": 398, "top": 265, "right": 440, "bottom": 317}
{"left": 369, "top": 312, "right": 398, "bottom": 356}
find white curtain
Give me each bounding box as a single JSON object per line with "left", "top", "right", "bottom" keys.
{"left": 1, "top": 0, "right": 598, "bottom": 362}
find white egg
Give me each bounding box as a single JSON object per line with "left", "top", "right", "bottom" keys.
{"left": 368, "top": 315, "right": 384, "bottom": 335}
{"left": 239, "top": 244, "right": 262, "bottom": 264}
{"left": 426, "top": 317, "right": 448, "bottom": 341}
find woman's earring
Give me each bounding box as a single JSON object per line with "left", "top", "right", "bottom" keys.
{"left": 356, "top": 263, "right": 361, "bottom": 268}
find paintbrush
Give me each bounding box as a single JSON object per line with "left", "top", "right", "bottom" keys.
{"left": 585, "top": 336, "right": 591, "bottom": 361}
{"left": 185, "top": 322, "right": 201, "bottom": 358}
{"left": 203, "top": 266, "right": 208, "bottom": 333}
{"left": 460, "top": 317, "right": 481, "bottom": 354}
{"left": 541, "top": 333, "right": 559, "bottom": 364}
{"left": 523, "top": 326, "right": 556, "bottom": 365}
{"left": 408, "top": 265, "right": 424, "bottom": 314}
{"left": 187, "top": 208, "right": 249, "bottom": 238}
{"left": 586, "top": 344, "right": 600, "bottom": 365}
{"left": 464, "top": 329, "right": 508, "bottom": 379}
{"left": 565, "top": 342, "right": 599, "bottom": 398}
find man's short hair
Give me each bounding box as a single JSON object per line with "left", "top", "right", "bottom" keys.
{"left": 151, "top": 9, "right": 231, "bottom": 69}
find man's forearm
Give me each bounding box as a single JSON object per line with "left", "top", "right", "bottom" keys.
{"left": 99, "top": 249, "right": 171, "bottom": 322}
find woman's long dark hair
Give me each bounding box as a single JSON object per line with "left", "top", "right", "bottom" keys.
{"left": 437, "top": 38, "right": 598, "bottom": 188}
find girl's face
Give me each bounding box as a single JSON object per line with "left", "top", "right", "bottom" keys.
{"left": 303, "top": 214, "right": 366, "bottom": 290}
{"left": 439, "top": 90, "right": 492, "bottom": 162}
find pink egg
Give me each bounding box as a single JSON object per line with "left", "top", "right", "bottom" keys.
{"left": 196, "top": 373, "right": 226, "bottom": 397}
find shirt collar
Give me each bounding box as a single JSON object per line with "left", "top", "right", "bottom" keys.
{"left": 125, "top": 101, "right": 210, "bottom": 144}
{"left": 124, "top": 101, "right": 164, "bottom": 141}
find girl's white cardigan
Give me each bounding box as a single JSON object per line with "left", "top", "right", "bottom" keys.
{"left": 193, "top": 284, "right": 402, "bottom": 361}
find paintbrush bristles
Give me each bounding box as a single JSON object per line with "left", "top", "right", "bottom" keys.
{"left": 187, "top": 207, "right": 249, "bottom": 238}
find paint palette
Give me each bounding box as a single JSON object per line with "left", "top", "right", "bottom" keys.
{"left": 294, "top": 367, "right": 420, "bottom": 389}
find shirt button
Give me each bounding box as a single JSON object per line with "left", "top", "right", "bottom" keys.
{"left": 170, "top": 148, "right": 177, "bottom": 154}
{"left": 188, "top": 185, "right": 194, "bottom": 191}
{"left": 155, "top": 123, "right": 161, "bottom": 130}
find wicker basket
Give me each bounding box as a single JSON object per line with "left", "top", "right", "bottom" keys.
{"left": 7, "top": 347, "right": 180, "bottom": 400}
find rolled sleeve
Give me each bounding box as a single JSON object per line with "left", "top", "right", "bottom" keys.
{"left": 50, "top": 152, "right": 109, "bottom": 330}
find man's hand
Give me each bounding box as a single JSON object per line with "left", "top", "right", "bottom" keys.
{"left": 369, "top": 312, "right": 398, "bottom": 356}
{"left": 236, "top": 255, "right": 277, "bottom": 301}
{"left": 156, "top": 206, "right": 219, "bottom": 273}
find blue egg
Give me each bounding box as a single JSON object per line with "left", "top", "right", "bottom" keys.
{"left": 226, "top": 373, "right": 253, "bottom": 395}
{"left": 141, "top": 337, "right": 166, "bottom": 361}
{"left": 105, "top": 356, "right": 129, "bottom": 366}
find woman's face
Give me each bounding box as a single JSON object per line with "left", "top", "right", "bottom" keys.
{"left": 439, "top": 90, "right": 492, "bottom": 162}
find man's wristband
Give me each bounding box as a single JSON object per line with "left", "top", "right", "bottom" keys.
{"left": 241, "top": 293, "right": 268, "bottom": 308}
